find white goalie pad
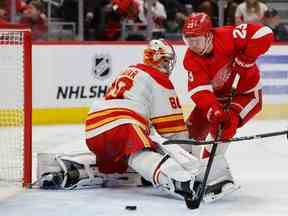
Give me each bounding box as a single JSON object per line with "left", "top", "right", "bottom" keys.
{"left": 157, "top": 143, "right": 201, "bottom": 177}
{"left": 36, "top": 153, "right": 142, "bottom": 190}
{"left": 150, "top": 135, "right": 201, "bottom": 175}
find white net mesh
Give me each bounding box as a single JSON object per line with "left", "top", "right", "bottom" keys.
{"left": 0, "top": 30, "right": 25, "bottom": 184}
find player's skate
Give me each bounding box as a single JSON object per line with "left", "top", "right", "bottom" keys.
{"left": 203, "top": 179, "right": 240, "bottom": 203}
{"left": 198, "top": 155, "right": 240, "bottom": 203}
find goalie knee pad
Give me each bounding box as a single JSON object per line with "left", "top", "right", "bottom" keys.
{"left": 128, "top": 150, "right": 200, "bottom": 199}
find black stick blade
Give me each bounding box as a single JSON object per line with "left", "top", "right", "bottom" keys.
{"left": 184, "top": 196, "right": 200, "bottom": 209}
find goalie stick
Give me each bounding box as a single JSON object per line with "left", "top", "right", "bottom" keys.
{"left": 162, "top": 129, "right": 288, "bottom": 146}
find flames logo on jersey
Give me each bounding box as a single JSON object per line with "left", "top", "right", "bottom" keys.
{"left": 92, "top": 54, "right": 112, "bottom": 80}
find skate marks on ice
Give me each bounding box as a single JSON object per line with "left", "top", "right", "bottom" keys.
{"left": 1, "top": 120, "right": 288, "bottom": 216}
{"left": 1, "top": 180, "right": 288, "bottom": 216}
{"left": 0, "top": 185, "right": 240, "bottom": 216}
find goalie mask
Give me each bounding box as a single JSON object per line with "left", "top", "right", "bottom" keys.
{"left": 182, "top": 13, "right": 213, "bottom": 56}
{"left": 144, "top": 39, "right": 176, "bottom": 75}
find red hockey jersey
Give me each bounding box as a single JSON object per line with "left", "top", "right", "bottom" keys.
{"left": 183, "top": 23, "right": 273, "bottom": 126}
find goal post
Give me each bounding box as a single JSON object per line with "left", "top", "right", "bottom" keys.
{"left": 0, "top": 24, "right": 32, "bottom": 187}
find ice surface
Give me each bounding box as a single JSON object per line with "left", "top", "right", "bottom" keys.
{"left": 0, "top": 120, "right": 287, "bottom": 216}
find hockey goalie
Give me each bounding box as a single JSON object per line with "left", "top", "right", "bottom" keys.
{"left": 38, "top": 39, "right": 200, "bottom": 202}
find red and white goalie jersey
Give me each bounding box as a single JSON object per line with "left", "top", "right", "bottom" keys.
{"left": 85, "top": 63, "right": 187, "bottom": 140}
{"left": 183, "top": 23, "right": 273, "bottom": 126}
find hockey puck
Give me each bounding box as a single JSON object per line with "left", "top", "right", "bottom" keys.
{"left": 125, "top": 205, "right": 137, "bottom": 210}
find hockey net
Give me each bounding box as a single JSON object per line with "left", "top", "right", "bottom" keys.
{"left": 0, "top": 24, "right": 32, "bottom": 188}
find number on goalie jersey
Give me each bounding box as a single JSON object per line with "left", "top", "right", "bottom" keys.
{"left": 85, "top": 39, "right": 201, "bottom": 200}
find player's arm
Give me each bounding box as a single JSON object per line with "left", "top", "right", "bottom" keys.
{"left": 233, "top": 23, "right": 274, "bottom": 73}
{"left": 184, "top": 54, "right": 223, "bottom": 123}
{"left": 230, "top": 23, "right": 273, "bottom": 126}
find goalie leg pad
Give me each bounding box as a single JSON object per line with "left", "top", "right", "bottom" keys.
{"left": 37, "top": 153, "right": 141, "bottom": 190}
{"left": 128, "top": 150, "right": 198, "bottom": 199}
{"left": 157, "top": 143, "right": 201, "bottom": 175}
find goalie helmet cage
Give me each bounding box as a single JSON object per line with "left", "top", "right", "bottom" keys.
{"left": 0, "top": 24, "right": 32, "bottom": 187}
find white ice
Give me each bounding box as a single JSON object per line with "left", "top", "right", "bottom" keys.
{"left": 0, "top": 119, "right": 288, "bottom": 216}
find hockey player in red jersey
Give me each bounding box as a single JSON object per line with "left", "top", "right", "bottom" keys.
{"left": 83, "top": 39, "right": 201, "bottom": 201}
{"left": 182, "top": 12, "right": 273, "bottom": 202}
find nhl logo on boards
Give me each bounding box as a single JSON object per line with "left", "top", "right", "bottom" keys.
{"left": 92, "top": 53, "right": 112, "bottom": 80}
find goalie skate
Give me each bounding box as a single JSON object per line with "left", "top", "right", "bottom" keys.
{"left": 203, "top": 180, "right": 240, "bottom": 203}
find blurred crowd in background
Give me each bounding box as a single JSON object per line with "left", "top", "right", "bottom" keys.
{"left": 0, "top": 0, "right": 287, "bottom": 41}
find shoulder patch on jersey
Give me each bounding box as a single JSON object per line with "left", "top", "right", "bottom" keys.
{"left": 120, "top": 67, "right": 139, "bottom": 80}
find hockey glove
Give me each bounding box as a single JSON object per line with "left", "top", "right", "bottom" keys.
{"left": 233, "top": 54, "right": 256, "bottom": 76}
{"left": 207, "top": 103, "right": 228, "bottom": 124}
{"left": 210, "top": 110, "right": 239, "bottom": 140}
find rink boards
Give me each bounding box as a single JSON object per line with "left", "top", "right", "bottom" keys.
{"left": 1, "top": 42, "right": 288, "bottom": 125}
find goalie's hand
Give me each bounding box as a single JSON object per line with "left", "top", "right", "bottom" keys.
{"left": 210, "top": 110, "right": 239, "bottom": 140}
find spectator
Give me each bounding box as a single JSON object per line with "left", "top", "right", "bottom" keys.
{"left": 0, "top": 0, "right": 6, "bottom": 20}
{"left": 262, "top": 8, "right": 288, "bottom": 41}
{"left": 160, "top": 0, "right": 186, "bottom": 36}
{"left": 19, "top": 0, "right": 48, "bottom": 40}
{"left": 143, "top": 0, "right": 167, "bottom": 38}
{"left": 84, "top": 0, "right": 110, "bottom": 40}
{"left": 235, "top": 0, "right": 268, "bottom": 24}
{"left": 224, "top": 0, "right": 243, "bottom": 25}
{"left": 196, "top": 0, "right": 218, "bottom": 26}
{"left": 0, "top": 0, "right": 27, "bottom": 21}
{"left": 93, "top": 0, "right": 142, "bottom": 40}
{"left": 61, "top": 0, "right": 78, "bottom": 27}
{"left": 177, "top": 0, "right": 218, "bottom": 26}
{"left": 61, "top": 0, "right": 110, "bottom": 40}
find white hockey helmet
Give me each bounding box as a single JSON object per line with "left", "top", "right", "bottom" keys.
{"left": 144, "top": 39, "right": 176, "bottom": 75}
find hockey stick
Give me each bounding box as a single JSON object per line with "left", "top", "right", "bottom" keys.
{"left": 162, "top": 129, "right": 288, "bottom": 146}
{"left": 185, "top": 74, "right": 240, "bottom": 209}
{"left": 185, "top": 126, "right": 222, "bottom": 209}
